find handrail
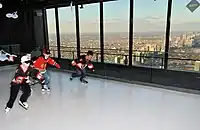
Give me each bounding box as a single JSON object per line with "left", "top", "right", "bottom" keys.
{"left": 49, "top": 47, "right": 200, "bottom": 62}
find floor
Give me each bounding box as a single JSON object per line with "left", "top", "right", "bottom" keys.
{"left": 0, "top": 68, "right": 200, "bottom": 130}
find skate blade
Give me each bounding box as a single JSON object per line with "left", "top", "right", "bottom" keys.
{"left": 81, "top": 82, "right": 88, "bottom": 85}
{"left": 5, "top": 109, "right": 10, "bottom": 114}
{"left": 41, "top": 90, "right": 51, "bottom": 94}
{"left": 19, "top": 103, "right": 28, "bottom": 110}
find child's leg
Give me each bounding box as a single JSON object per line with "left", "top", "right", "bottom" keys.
{"left": 19, "top": 84, "right": 31, "bottom": 109}
{"left": 6, "top": 83, "right": 20, "bottom": 109}
{"left": 70, "top": 68, "right": 82, "bottom": 80}
{"left": 80, "top": 68, "right": 86, "bottom": 82}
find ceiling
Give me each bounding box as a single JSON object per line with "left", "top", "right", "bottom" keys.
{"left": 1, "top": 0, "right": 116, "bottom": 10}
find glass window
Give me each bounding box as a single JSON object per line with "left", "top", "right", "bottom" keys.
{"left": 46, "top": 8, "right": 58, "bottom": 58}
{"left": 79, "top": 3, "right": 100, "bottom": 62}
{"left": 169, "top": 0, "right": 200, "bottom": 71}
{"left": 133, "top": 0, "right": 167, "bottom": 68}
{"left": 104, "top": 0, "right": 129, "bottom": 64}
{"left": 58, "top": 7, "right": 77, "bottom": 59}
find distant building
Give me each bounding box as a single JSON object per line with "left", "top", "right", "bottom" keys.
{"left": 192, "top": 36, "right": 200, "bottom": 48}
{"left": 194, "top": 61, "right": 200, "bottom": 71}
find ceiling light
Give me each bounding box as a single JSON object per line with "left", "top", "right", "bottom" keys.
{"left": 0, "top": 3, "right": 2, "bottom": 8}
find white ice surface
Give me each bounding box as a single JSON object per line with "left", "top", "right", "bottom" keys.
{"left": 0, "top": 69, "right": 200, "bottom": 130}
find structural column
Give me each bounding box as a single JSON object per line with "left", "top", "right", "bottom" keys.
{"left": 100, "top": 1, "right": 104, "bottom": 62}
{"left": 55, "top": 7, "right": 61, "bottom": 59}
{"left": 164, "top": 0, "right": 172, "bottom": 69}
{"left": 75, "top": 4, "right": 80, "bottom": 58}
{"left": 42, "top": 9, "right": 49, "bottom": 49}
{"left": 129, "top": 0, "right": 134, "bottom": 66}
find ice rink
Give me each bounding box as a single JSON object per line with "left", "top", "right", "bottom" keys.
{"left": 0, "top": 68, "right": 200, "bottom": 130}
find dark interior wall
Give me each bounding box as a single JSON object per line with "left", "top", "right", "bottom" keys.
{"left": 33, "top": 9, "right": 45, "bottom": 49}
{"left": 0, "top": 7, "right": 36, "bottom": 53}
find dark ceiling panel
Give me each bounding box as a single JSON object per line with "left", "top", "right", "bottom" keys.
{"left": 1, "top": 0, "right": 117, "bottom": 10}
{"left": 45, "top": 0, "right": 116, "bottom": 8}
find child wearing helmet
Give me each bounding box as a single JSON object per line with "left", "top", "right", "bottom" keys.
{"left": 4, "top": 54, "right": 45, "bottom": 113}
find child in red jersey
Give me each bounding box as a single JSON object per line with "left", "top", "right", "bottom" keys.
{"left": 33, "top": 49, "right": 60, "bottom": 92}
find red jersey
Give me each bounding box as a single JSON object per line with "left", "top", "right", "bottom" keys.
{"left": 33, "top": 56, "right": 57, "bottom": 71}
{"left": 11, "top": 64, "right": 44, "bottom": 85}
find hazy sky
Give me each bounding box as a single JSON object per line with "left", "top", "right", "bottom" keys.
{"left": 47, "top": 0, "right": 200, "bottom": 34}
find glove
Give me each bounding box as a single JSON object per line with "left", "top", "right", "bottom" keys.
{"left": 8, "top": 55, "right": 14, "bottom": 62}
{"left": 25, "top": 76, "right": 31, "bottom": 83}
{"left": 26, "top": 79, "right": 31, "bottom": 83}
{"left": 76, "top": 63, "right": 83, "bottom": 69}
{"left": 71, "top": 61, "right": 76, "bottom": 66}
{"left": 88, "top": 63, "right": 94, "bottom": 70}
{"left": 30, "top": 81, "right": 35, "bottom": 85}
{"left": 55, "top": 63, "right": 61, "bottom": 68}
{"left": 36, "top": 72, "right": 45, "bottom": 85}
{"left": 36, "top": 72, "right": 44, "bottom": 80}
{"left": 16, "top": 77, "right": 24, "bottom": 84}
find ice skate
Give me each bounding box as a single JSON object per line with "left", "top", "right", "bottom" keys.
{"left": 19, "top": 101, "right": 29, "bottom": 110}
{"left": 47, "top": 87, "right": 51, "bottom": 92}
{"left": 81, "top": 78, "right": 88, "bottom": 84}
{"left": 70, "top": 77, "right": 73, "bottom": 81}
{"left": 41, "top": 89, "right": 45, "bottom": 94}
{"left": 41, "top": 88, "right": 46, "bottom": 92}
{"left": 41, "top": 85, "right": 50, "bottom": 93}
{"left": 4, "top": 107, "right": 11, "bottom": 113}
{"left": 41, "top": 85, "right": 47, "bottom": 91}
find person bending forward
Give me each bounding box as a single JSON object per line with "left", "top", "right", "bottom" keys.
{"left": 70, "top": 51, "right": 95, "bottom": 84}
{"left": 5, "top": 55, "right": 44, "bottom": 113}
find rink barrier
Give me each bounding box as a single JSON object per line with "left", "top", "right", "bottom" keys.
{"left": 58, "top": 59, "right": 200, "bottom": 88}
{"left": 49, "top": 67, "right": 200, "bottom": 95}
{"left": 0, "top": 64, "right": 17, "bottom": 71}
{"left": 3, "top": 59, "right": 199, "bottom": 95}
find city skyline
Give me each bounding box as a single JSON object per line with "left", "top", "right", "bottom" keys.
{"left": 47, "top": 0, "right": 200, "bottom": 34}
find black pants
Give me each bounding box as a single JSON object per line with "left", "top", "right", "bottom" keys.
{"left": 6, "top": 83, "right": 31, "bottom": 108}
{"left": 72, "top": 68, "right": 86, "bottom": 81}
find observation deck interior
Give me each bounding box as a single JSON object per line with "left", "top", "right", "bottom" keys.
{"left": 0, "top": 66, "right": 199, "bottom": 130}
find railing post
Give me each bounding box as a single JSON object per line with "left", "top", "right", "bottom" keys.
{"left": 96, "top": 53, "right": 99, "bottom": 62}
{"left": 124, "top": 55, "right": 128, "bottom": 65}
{"left": 72, "top": 51, "right": 74, "bottom": 59}
{"left": 139, "top": 53, "right": 142, "bottom": 63}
